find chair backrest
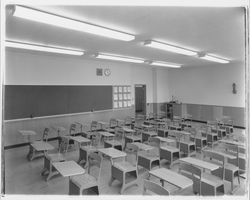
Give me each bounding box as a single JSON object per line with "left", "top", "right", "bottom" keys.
{"left": 59, "top": 136, "right": 69, "bottom": 153}
{"left": 110, "top": 118, "right": 118, "bottom": 128}
{"left": 125, "top": 143, "right": 139, "bottom": 166}
{"left": 88, "top": 152, "right": 102, "bottom": 181}
{"left": 223, "top": 143, "right": 239, "bottom": 166}
{"left": 42, "top": 128, "right": 50, "bottom": 142}
{"left": 143, "top": 179, "right": 170, "bottom": 195}
{"left": 69, "top": 123, "right": 77, "bottom": 136}
{"left": 91, "top": 132, "right": 101, "bottom": 147}
{"left": 90, "top": 121, "right": 98, "bottom": 131}
{"left": 179, "top": 162, "right": 202, "bottom": 195}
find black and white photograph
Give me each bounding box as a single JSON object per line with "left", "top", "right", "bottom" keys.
{"left": 0, "top": 0, "right": 249, "bottom": 199}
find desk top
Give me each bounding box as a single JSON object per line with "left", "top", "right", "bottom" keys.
{"left": 149, "top": 168, "right": 193, "bottom": 189}
{"left": 142, "top": 131, "right": 157, "bottom": 136}
{"left": 203, "top": 149, "right": 236, "bottom": 160}
{"left": 180, "top": 157, "right": 220, "bottom": 171}
{"left": 98, "top": 121, "right": 108, "bottom": 125}
{"left": 141, "top": 124, "right": 153, "bottom": 128}
{"left": 219, "top": 139, "right": 245, "bottom": 147}
{"left": 132, "top": 142, "right": 154, "bottom": 151}
{"left": 31, "top": 141, "right": 55, "bottom": 151}
{"left": 98, "top": 147, "right": 126, "bottom": 159}
{"left": 155, "top": 136, "right": 175, "bottom": 143}
{"left": 121, "top": 127, "right": 135, "bottom": 133}
{"left": 69, "top": 136, "right": 91, "bottom": 143}
{"left": 19, "top": 130, "right": 37, "bottom": 136}
{"left": 98, "top": 131, "right": 115, "bottom": 137}
{"left": 116, "top": 119, "right": 125, "bottom": 123}
{"left": 53, "top": 161, "right": 85, "bottom": 177}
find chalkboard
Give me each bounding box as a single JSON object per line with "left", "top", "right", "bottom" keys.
{"left": 4, "top": 85, "right": 113, "bottom": 120}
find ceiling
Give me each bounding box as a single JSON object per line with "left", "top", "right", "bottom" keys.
{"left": 5, "top": 5, "right": 246, "bottom": 68}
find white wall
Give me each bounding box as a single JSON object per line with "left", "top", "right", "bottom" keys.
{"left": 168, "top": 63, "right": 245, "bottom": 108}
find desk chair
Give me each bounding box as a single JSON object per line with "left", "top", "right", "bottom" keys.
{"left": 110, "top": 118, "right": 118, "bottom": 129}
{"left": 124, "top": 116, "right": 133, "bottom": 127}
{"left": 91, "top": 121, "right": 100, "bottom": 132}
{"left": 143, "top": 179, "right": 170, "bottom": 195}
{"left": 69, "top": 152, "right": 102, "bottom": 195}
{"left": 104, "top": 129, "right": 123, "bottom": 151}
{"left": 218, "top": 143, "right": 241, "bottom": 192}
{"left": 78, "top": 146, "right": 99, "bottom": 168}
{"left": 175, "top": 131, "right": 196, "bottom": 157}
{"left": 124, "top": 129, "right": 142, "bottom": 150}
{"left": 41, "top": 136, "right": 68, "bottom": 181}
{"left": 109, "top": 143, "right": 139, "bottom": 194}
{"left": 138, "top": 137, "right": 160, "bottom": 171}
{"left": 28, "top": 128, "right": 50, "bottom": 161}
{"left": 201, "top": 150, "right": 225, "bottom": 195}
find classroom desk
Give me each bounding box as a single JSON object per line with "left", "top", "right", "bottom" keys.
{"left": 157, "top": 128, "right": 168, "bottom": 137}
{"left": 53, "top": 160, "right": 85, "bottom": 177}
{"left": 97, "top": 121, "right": 108, "bottom": 130}
{"left": 116, "top": 119, "right": 125, "bottom": 126}
{"left": 28, "top": 141, "right": 55, "bottom": 161}
{"left": 98, "top": 131, "right": 115, "bottom": 143}
{"left": 203, "top": 148, "right": 236, "bottom": 160}
{"left": 78, "top": 146, "right": 99, "bottom": 168}
{"left": 142, "top": 131, "right": 157, "bottom": 142}
{"left": 149, "top": 168, "right": 193, "bottom": 190}
{"left": 19, "top": 130, "right": 37, "bottom": 143}
{"left": 104, "top": 140, "right": 123, "bottom": 151}
{"left": 132, "top": 142, "right": 154, "bottom": 151}
{"left": 155, "top": 136, "right": 176, "bottom": 146}
{"left": 168, "top": 125, "right": 182, "bottom": 131}
{"left": 69, "top": 136, "right": 91, "bottom": 149}
{"left": 121, "top": 126, "right": 135, "bottom": 134}
{"left": 219, "top": 139, "right": 245, "bottom": 147}
{"left": 98, "top": 147, "right": 126, "bottom": 164}
{"left": 179, "top": 157, "right": 220, "bottom": 171}
{"left": 141, "top": 124, "right": 153, "bottom": 131}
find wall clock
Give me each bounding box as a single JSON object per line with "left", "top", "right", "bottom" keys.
{"left": 104, "top": 68, "right": 111, "bottom": 76}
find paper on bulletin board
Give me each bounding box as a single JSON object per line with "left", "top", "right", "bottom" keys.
{"left": 119, "top": 94, "right": 123, "bottom": 100}
{"left": 127, "top": 86, "right": 131, "bottom": 92}
{"left": 119, "top": 86, "right": 123, "bottom": 93}
{"left": 114, "top": 94, "right": 118, "bottom": 100}
{"left": 127, "top": 94, "right": 131, "bottom": 99}
{"left": 128, "top": 101, "right": 131, "bottom": 107}
{"left": 123, "top": 94, "right": 127, "bottom": 100}
{"left": 123, "top": 86, "right": 127, "bottom": 92}
{"left": 114, "top": 101, "right": 118, "bottom": 108}
{"left": 119, "top": 101, "right": 123, "bottom": 108}
{"left": 114, "top": 86, "right": 118, "bottom": 93}
{"left": 124, "top": 101, "right": 127, "bottom": 107}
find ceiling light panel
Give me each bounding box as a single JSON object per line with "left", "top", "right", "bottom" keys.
{"left": 97, "top": 54, "right": 144, "bottom": 63}
{"left": 144, "top": 40, "right": 197, "bottom": 56}
{"left": 200, "top": 54, "right": 230, "bottom": 64}
{"left": 151, "top": 61, "right": 181, "bottom": 68}
{"left": 13, "top": 6, "right": 135, "bottom": 41}
{"left": 5, "top": 40, "right": 84, "bottom": 56}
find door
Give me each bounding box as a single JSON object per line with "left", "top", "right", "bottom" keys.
{"left": 135, "top": 84, "right": 146, "bottom": 115}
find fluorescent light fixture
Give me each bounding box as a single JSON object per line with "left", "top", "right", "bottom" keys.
{"left": 5, "top": 40, "right": 84, "bottom": 56}
{"left": 96, "top": 54, "right": 144, "bottom": 63}
{"left": 200, "top": 54, "right": 230, "bottom": 64}
{"left": 144, "top": 40, "right": 197, "bottom": 56}
{"left": 13, "top": 6, "right": 135, "bottom": 41}
{"left": 151, "top": 61, "right": 181, "bottom": 68}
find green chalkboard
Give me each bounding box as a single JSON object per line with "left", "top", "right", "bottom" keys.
{"left": 4, "top": 85, "right": 113, "bottom": 120}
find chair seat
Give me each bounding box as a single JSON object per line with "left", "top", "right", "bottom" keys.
{"left": 46, "top": 153, "right": 65, "bottom": 162}
{"left": 225, "top": 163, "right": 239, "bottom": 172}
{"left": 70, "top": 174, "right": 97, "bottom": 189}
{"left": 138, "top": 151, "right": 159, "bottom": 160}
{"left": 201, "top": 173, "right": 224, "bottom": 187}
{"left": 113, "top": 161, "right": 136, "bottom": 172}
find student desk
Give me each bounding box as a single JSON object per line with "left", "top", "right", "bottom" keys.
{"left": 142, "top": 131, "right": 157, "bottom": 142}
{"left": 28, "top": 141, "right": 54, "bottom": 161}
{"left": 19, "top": 130, "right": 37, "bottom": 143}
{"left": 78, "top": 146, "right": 99, "bottom": 168}
{"left": 116, "top": 119, "right": 125, "bottom": 127}
{"left": 179, "top": 157, "right": 220, "bottom": 171}
{"left": 157, "top": 128, "right": 168, "bottom": 137}
{"left": 168, "top": 125, "right": 182, "bottom": 131}
{"left": 203, "top": 148, "right": 236, "bottom": 160}
{"left": 149, "top": 168, "right": 193, "bottom": 191}
{"left": 132, "top": 142, "right": 154, "bottom": 151}
{"left": 98, "top": 131, "right": 115, "bottom": 143}
{"left": 121, "top": 126, "right": 135, "bottom": 134}
{"left": 97, "top": 121, "right": 108, "bottom": 130}
{"left": 104, "top": 140, "right": 123, "bottom": 151}
{"left": 69, "top": 136, "right": 91, "bottom": 149}
{"left": 155, "top": 136, "right": 176, "bottom": 146}
{"left": 219, "top": 139, "right": 245, "bottom": 147}
{"left": 53, "top": 160, "right": 85, "bottom": 194}
{"left": 141, "top": 124, "right": 154, "bottom": 131}
{"left": 98, "top": 147, "right": 126, "bottom": 164}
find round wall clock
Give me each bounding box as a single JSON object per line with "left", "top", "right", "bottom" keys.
{"left": 104, "top": 68, "right": 111, "bottom": 76}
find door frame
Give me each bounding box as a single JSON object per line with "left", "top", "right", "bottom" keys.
{"left": 134, "top": 84, "right": 146, "bottom": 116}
